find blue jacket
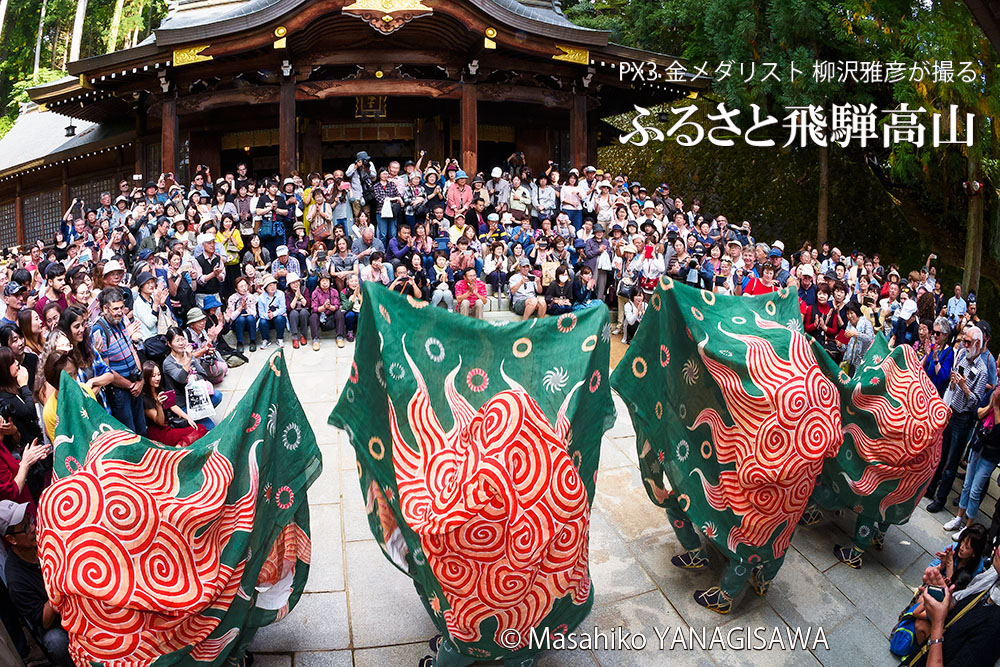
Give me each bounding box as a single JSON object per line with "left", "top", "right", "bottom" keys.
{"left": 923, "top": 345, "right": 954, "bottom": 397}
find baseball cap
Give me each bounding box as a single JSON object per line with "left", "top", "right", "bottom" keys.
{"left": 3, "top": 283, "right": 26, "bottom": 297}
{"left": 276, "top": 245, "right": 289, "bottom": 256}
{"left": 518, "top": 257, "right": 530, "bottom": 267}
{"left": 584, "top": 166, "right": 596, "bottom": 173}
{"left": 491, "top": 167, "right": 503, "bottom": 178}
{"left": 768, "top": 248, "right": 782, "bottom": 258}
{"left": 0, "top": 500, "right": 28, "bottom": 535}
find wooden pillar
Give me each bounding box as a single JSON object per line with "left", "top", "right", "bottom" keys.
{"left": 161, "top": 95, "right": 178, "bottom": 175}
{"left": 279, "top": 76, "right": 297, "bottom": 176}
{"left": 571, "top": 93, "right": 587, "bottom": 172}
{"left": 135, "top": 103, "right": 147, "bottom": 179}
{"left": 586, "top": 108, "right": 599, "bottom": 166}
{"left": 460, "top": 83, "right": 477, "bottom": 176}
{"left": 60, "top": 165, "right": 70, "bottom": 213}
{"left": 302, "top": 119, "right": 322, "bottom": 175}
{"left": 14, "top": 177, "right": 23, "bottom": 248}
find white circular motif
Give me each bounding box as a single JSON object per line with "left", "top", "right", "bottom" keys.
{"left": 345, "top": 386, "right": 355, "bottom": 403}
{"left": 731, "top": 316, "right": 747, "bottom": 325}
{"left": 375, "top": 360, "right": 386, "bottom": 389}
{"left": 543, "top": 367, "right": 569, "bottom": 393}
{"left": 676, "top": 440, "right": 690, "bottom": 462}
{"left": 858, "top": 525, "right": 871, "bottom": 538}
{"left": 719, "top": 349, "right": 733, "bottom": 358}
{"left": 282, "top": 422, "right": 302, "bottom": 451}
{"left": 425, "top": 337, "right": 445, "bottom": 362}
{"left": 388, "top": 362, "right": 405, "bottom": 381}
{"left": 785, "top": 318, "right": 803, "bottom": 332}
{"left": 679, "top": 404, "right": 687, "bottom": 420}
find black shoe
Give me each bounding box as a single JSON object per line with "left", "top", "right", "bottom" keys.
{"left": 927, "top": 500, "right": 945, "bottom": 513}
{"left": 237, "top": 344, "right": 244, "bottom": 354}
{"left": 250, "top": 343, "right": 256, "bottom": 352}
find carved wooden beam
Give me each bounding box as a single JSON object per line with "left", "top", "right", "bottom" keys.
{"left": 296, "top": 79, "right": 461, "bottom": 100}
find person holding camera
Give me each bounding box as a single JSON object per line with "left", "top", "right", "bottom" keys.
{"left": 347, "top": 151, "right": 377, "bottom": 219}
{"left": 91, "top": 287, "right": 147, "bottom": 436}
{"left": 256, "top": 275, "right": 287, "bottom": 349}
{"left": 254, "top": 180, "right": 289, "bottom": 258}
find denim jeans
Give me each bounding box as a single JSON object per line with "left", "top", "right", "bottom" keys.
{"left": 258, "top": 315, "right": 287, "bottom": 341}
{"left": 959, "top": 448, "right": 999, "bottom": 522}
{"left": 377, "top": 215, "right": 396, "bottom": 245}
{"left": 344, "top": 310, "right": 358, "bottom": 336}
{"left": 931, "top": 410, "right": 977, "bottom": 502}
{"left": 232, "top": 314, "right": 256, "bottom": 345}
{"left": 106, "top": 385, "right": 148, "bottom": 436}
{"left": 40, "top": 626, "right": 73, "bottom": 667}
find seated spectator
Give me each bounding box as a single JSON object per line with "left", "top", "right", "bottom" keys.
{"left": 455, "top": 267, "right": 487, "bottom": 319}
{"left": 256, "top": 275, "right": 288, "bottom": 349}
{"left": 509, "top": 257, "right": 546, "bottom": 320}
{"left": 572, "top": 266, "right": 600, "bottom": 311}
{"left": 141, "top": 360, "right": 207, "bottom": 447}
{"left": 360, "top": 252, "right": 390, "bottom": 286}
{"left": 310, "top": 273, "right": 343, "bottom": 350}
{"left": 388, "top": 263, "right": 422, "bottom": 299}
{"left": 545, "top": 265, "right": 574, "bottom": 316}
{"left": 161, "top": 326, "right": 222, "bottom": 430}
{"left": 284, "top": 273, "right": 311, "bottom": 349}
{"left": 226, "top": 276, "right": 258, "bottom": 353}
{"left": 339, "top": 274, "right": 362, "bottom": 342}
{"left": 184, "top": 308, "right": 227, "bottom": 385}
{"left": 622, "top": 291, "right": 647, "bottom": 344}
{"left": 1, "top": 501, "right": 73, "bottom": 666}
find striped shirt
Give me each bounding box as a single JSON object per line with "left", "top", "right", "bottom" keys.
{"left": 91, "top": 317, "right": 140, "bottom": 378}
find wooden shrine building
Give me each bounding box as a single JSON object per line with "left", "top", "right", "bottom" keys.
{"left": 0, "top": 0, "right": 704, "bottom": 247}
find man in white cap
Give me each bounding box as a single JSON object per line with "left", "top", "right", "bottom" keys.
{"left": 797, "top": 263, "right": 817, "bottom": 307}
{"left": 193, "top": 232, "right": 225, "bottom": 308}
{"left": 508, "top": 256, "right": 546, "bottom": 320}
{"left": 1, "top": 501, "right": 73, "bottom": 666}
{"left": 888, "top": 297, "right": 920, "bottom": 348}
{"left": 486, "top": 166, "right": 510, "bottom": 211}
{"left": 269, "top": 245, "right": 300, "bottom": 290}
{"left": 102, "top": 259, "right": 134, "bottom": 311}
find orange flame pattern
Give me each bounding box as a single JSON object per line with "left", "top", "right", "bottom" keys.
{"left": 844, "top": 346, "right": 950, "bottom": 517}
{"left": 691, "top": 315, "right": 843, "bottom": 559}
{"left": 387, "top": 345, "right": 589, "bottom": 651}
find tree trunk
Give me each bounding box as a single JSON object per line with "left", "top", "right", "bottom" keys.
{"left": 33, "top": 0, "right": 49, "bottom": 77}
{"left": 69, "top": 0, "right": 88, "bottom": 62}
{"left": 107, "top": 0, "right": 124, "bottom": 53}
{"left": 817, "top": 142, "right": 829, "bottom": 246}
{"left": 964, "top": 166, "right": 984, "bottom": 294}
{"left": 0, "top": 0, "right": 10, "bottom": 41}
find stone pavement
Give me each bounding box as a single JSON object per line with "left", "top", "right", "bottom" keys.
{"left": 206, "top": 340, "right": 990, "bottom": 667}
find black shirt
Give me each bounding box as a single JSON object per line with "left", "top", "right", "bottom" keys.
{"left": 4, "top": 551, "right": 48, "bottom": 631}
{"left": 911, "top": 593, "right": 1000, "bottom": 667}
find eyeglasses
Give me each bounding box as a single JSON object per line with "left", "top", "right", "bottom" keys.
{"left": 963, "top": 339, "right": 976, "bottom": 346}
{"left": 7, "top": 516, "right": 35, "bottom": 535}
{"left": 933, "top": 330, "right": 944, "bottom": 335}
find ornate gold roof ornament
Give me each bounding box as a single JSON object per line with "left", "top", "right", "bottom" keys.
{"left": 343, "top": 0, "right": 433, "bottom": 34}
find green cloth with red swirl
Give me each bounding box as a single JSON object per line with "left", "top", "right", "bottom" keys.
{"left": 37, "top": 351, "right": 321, "bottom": 667}
{"left": 612, "top": 278, "right": 844, "bottom": 577}
{"left": 329, "top": 283, "right": 615, "bottom": 664}
{"left": 808, "top": 335, "right": 950, "bottom": 540}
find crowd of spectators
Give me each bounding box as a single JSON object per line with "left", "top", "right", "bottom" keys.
{"left": 0, "top": 146, "right": 997, "bottom": 664}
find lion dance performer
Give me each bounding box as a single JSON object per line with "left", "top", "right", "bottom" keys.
{"left": 36, "top": 351, "right": 320, "bottom": 666}
{"left": 804, "top": 336, "right": 949, "bottom": 568}
{"left": 612, "top": 278, "right": 844, "bottom": 614}
{"left": 330, "top": 284, "right": 615, "bottom": 666}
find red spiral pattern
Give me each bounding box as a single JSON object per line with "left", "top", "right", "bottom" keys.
{"left": 136, "top": 522, "right": 204, "bottom": 610}
{"left": 63, "top": 526, "right": 136, "bottom": 607}
{"left": 389, "top": 367, "right": 591, "bottom": 649}
{"left": 39, "top": 470, "right": 104, "bottom": 530}
{"left": 100, "top": 473, "right": 159, "bottom": 554}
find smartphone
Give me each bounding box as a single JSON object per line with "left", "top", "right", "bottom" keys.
{"left": 926, "top": 586, "right": 945, "bottom": 602}
{"left": 160, "top": 390, "right": 177, "bottom": 409}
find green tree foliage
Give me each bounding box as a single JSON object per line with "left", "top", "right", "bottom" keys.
{"left": 0, "top": 0, "right": 166, "bottom": 139}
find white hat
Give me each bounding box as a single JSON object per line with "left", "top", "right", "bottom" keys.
{"left": 276, "top": 245, "right": 289, "bottom": 256}
{"left": 491, "top": 167, "right": 502, "bottom": 178}
{"left": 103, "top": 259, "right": 124, "bottom": 275}
{"left": 286, "top": 272, "right": 300, "bottom": 285}
{"left": 0, "top": 500, "right": 28, "bottom": 535}
{"left": 197, "top": 233, "right": 215, "bottom": 245}
{"left": 899, "top": 299, "right": 918, "bottom": 320}
{"left": 261, "top": 274, "right": 278, "bottom": 288}
{"left": 773, "top": 240, "right": 785, "bottom": 252}
{"left": 642, "top": 200, "right": 655, "bottom": 209}
{"left": 584, "top": 165, "right": 597, "bottom": 173}
{"left": 799, "top": 263, "right": 814, "bottom": 278}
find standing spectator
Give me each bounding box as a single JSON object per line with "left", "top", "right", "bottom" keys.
{"left": 255, "top": 180, "right": 288, "bottom": 257}
{"left": 843, "top": 303, "right": 875, "bottom": 375}
{"left": 373, "top": 168, "right": 403, "bottom": 245}
{"left": 889, "top": 299, "right": 920, "bottom": 348}
{"left": 926, "top": 326, "right": 989, "bottom": 513}
{"left": 924, "top": 318, "right": 955, "bottom": 396}
{"left": 33, "top": 263, "right": 67, "bottom": 317}
{"left": 947, "top": 283, "right": 967, "bottom": 328}
{"left": 445, "top": 170, "right": 473, "bottom": 222}
{"left": 192, "top": 233, "right": 225, "bottom": 308}
{"left": 91, "top": 288, "right": 146, "bottom": 435}
{"left": 257, "top": 275, "right": 288, "bottom": 348}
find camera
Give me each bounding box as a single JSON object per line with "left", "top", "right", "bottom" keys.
{"left": 688, "top": 258, "right": 699, "bottom": 269}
